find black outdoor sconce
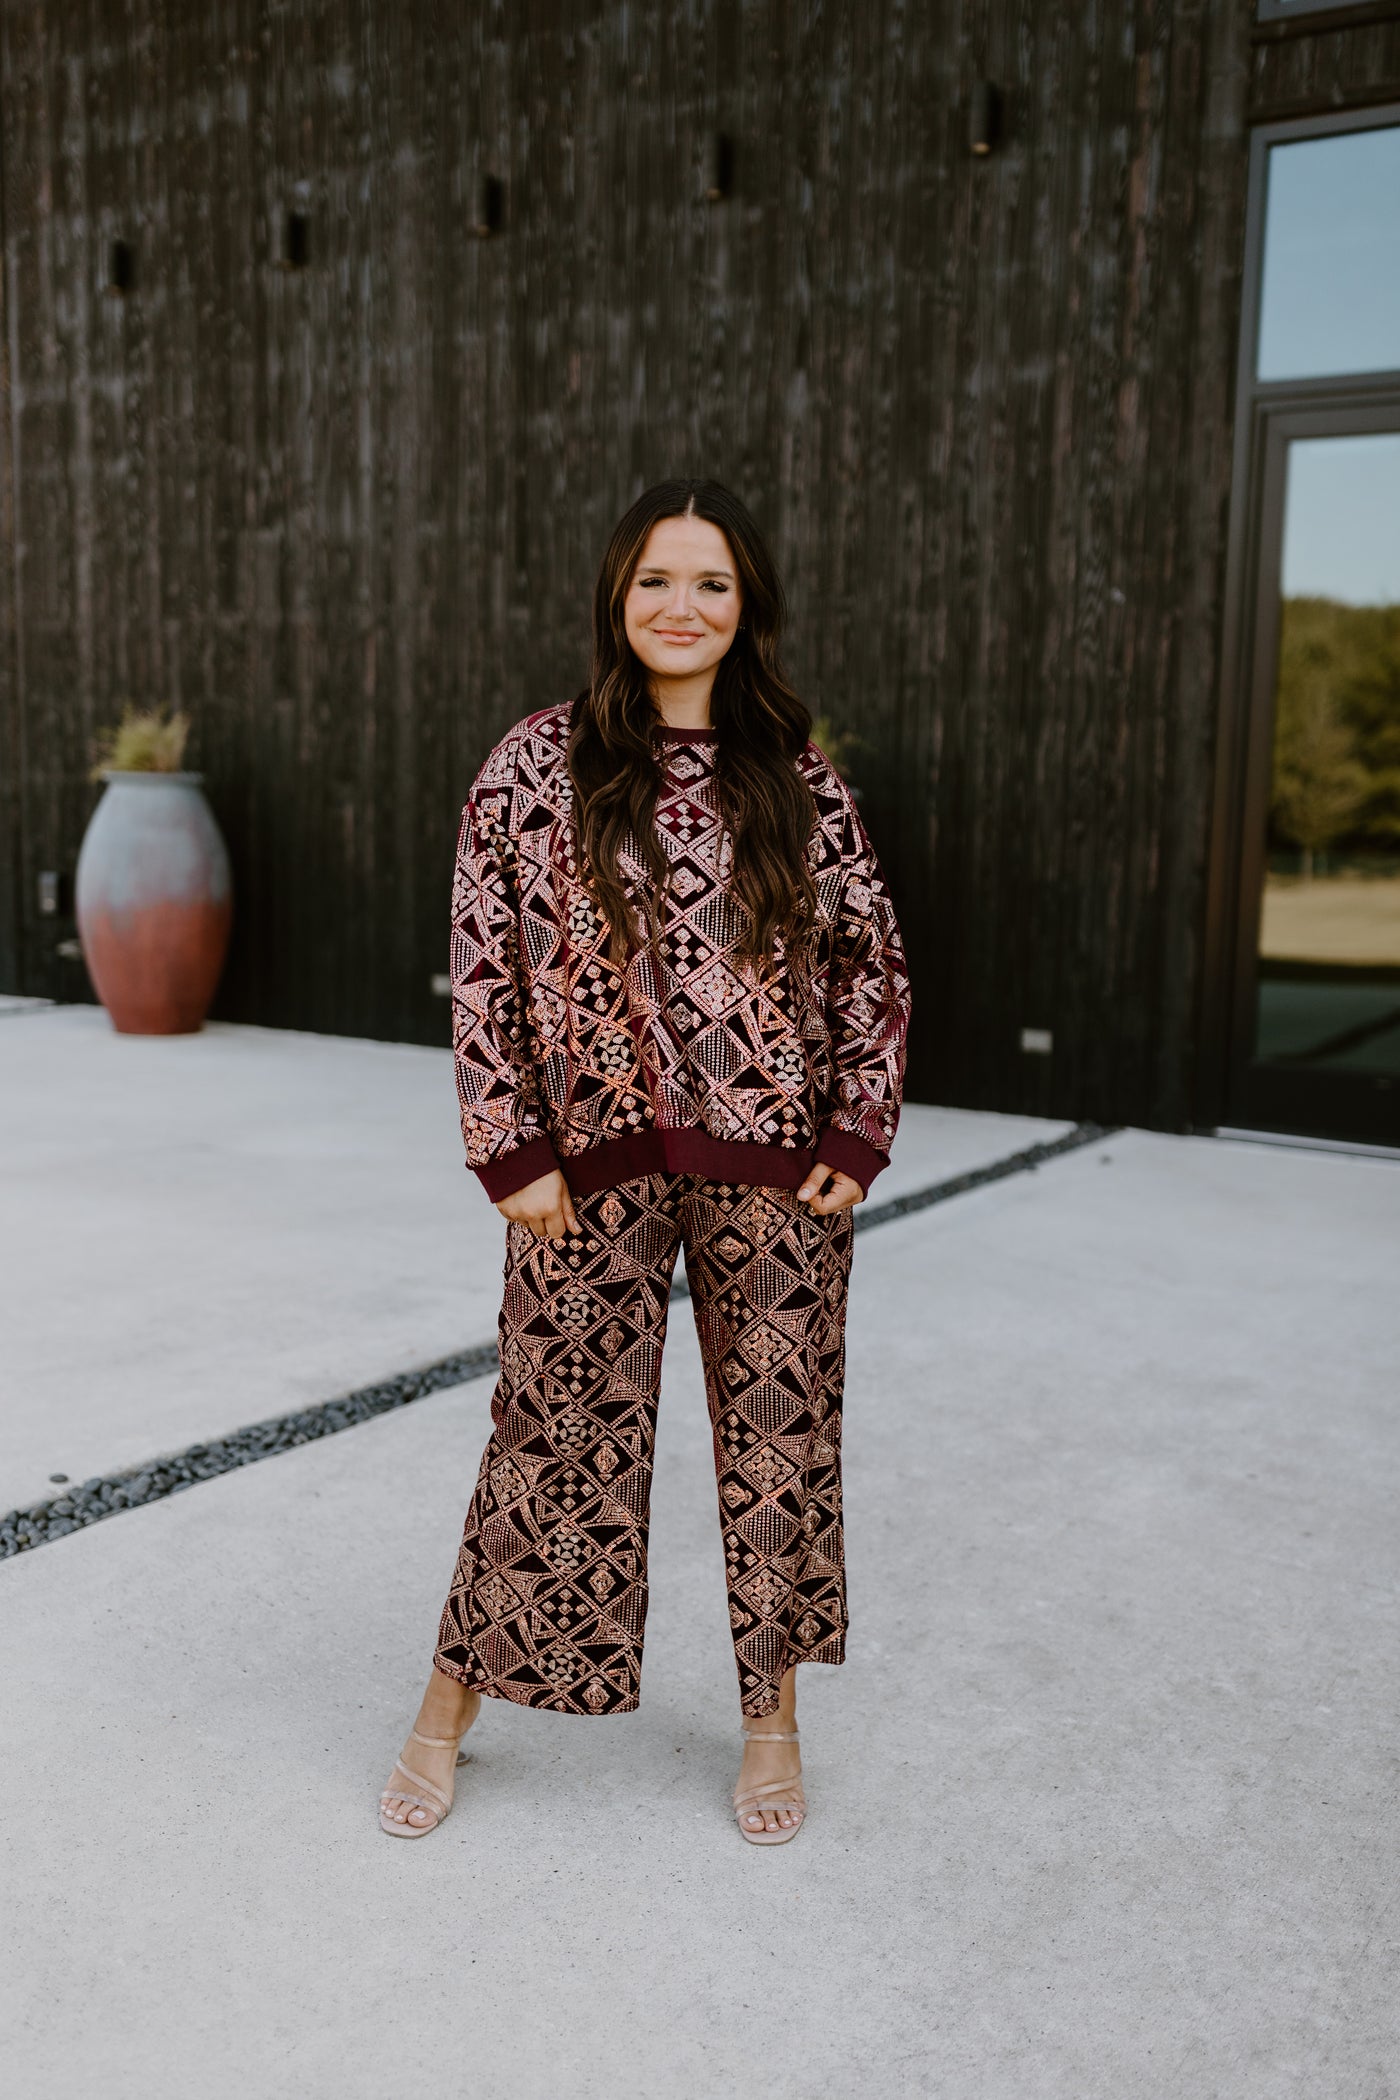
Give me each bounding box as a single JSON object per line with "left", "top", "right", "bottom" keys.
{"left": 473, "top": 174, "right": 505, "bottom": 237}
{"left": 969, "top": 81, "right": 1002, "bottom": 157}
{"left": 705, "top": 133, "right": 734, "bottom": 202}
{"left": 278, "top": 209, "right": 310, "bottom": 269}
{"left": 106, "top": 239, "right": 134, "bottom": 295}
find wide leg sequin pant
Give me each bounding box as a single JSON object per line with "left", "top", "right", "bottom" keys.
{"left": 434, "top": 1172, "right": 855, "bottom": 1718}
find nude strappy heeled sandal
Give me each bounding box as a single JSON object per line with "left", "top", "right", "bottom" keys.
{"left": 733, "top": 1725, "right": 806, "bottom": 1846}
{"left": 378, "top": 1727, "right": 472, "bottom": 1839}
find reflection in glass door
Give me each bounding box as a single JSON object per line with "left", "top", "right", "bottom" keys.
{"left": 1252, "top": 435, "right": 1400, "bottom": 1094}
{"left": 1214, "top": 107, "right": 1400, "bottom": 1147}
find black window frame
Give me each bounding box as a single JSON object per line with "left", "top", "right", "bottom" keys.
{"left": 1200, "top": 103, "right": 1400, "bottom": 1145}
{"left": 1258, "top": 0, "right": 1394, "bottom": 22}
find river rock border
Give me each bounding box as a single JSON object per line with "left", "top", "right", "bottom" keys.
{"left": 1, "top": 1122, "right": 1114, "bottom": 1560}
{"left": 0, "top": 1341, "right": 501, "bottom": 1561}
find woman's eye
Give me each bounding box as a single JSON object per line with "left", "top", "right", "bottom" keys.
{"left": 638, "top": 576, "right": 665, "bottom": 588}
{"left": 700, "top": 580, "right": 729, "bottom": 593}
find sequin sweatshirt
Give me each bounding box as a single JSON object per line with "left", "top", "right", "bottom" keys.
{"left": 452, "top": 699, "right": 912, "bottom": 1205}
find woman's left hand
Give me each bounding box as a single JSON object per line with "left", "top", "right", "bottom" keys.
{"left": 796, "top": 1160, "right": 865, "bottom": 1213}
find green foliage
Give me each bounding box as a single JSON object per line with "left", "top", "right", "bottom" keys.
{"left": 89, "top": 706, "right": 191, "bottom": 780}
{"left": 1272, "top": 598, "right": 1400, "bottom": 866}
{"left": 808, "top": 713, "right": 864, "bottom": 780}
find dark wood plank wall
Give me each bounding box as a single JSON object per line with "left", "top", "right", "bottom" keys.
{"left": 0, "top": 0, "right": 1346, "bottom": 1130}
{"left": 1250, "top": 9, "right": 1400, "bottom": 120}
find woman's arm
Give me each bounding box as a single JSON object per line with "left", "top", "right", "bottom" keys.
{"left": 450, "top": 768, "right": 563, "bottom": 1202}
{"left": 811, "top": 791, "right": 913, "bottom": 1198}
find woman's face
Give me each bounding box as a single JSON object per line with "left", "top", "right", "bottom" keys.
{"left": 623, "top": 515, "right": 743, "bottom": 684}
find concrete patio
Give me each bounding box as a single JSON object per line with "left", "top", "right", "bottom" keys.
{"left": 1, "top": 1006, "right": 1397, "bottom": 2098}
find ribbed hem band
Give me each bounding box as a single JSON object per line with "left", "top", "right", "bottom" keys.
{"left": 473, "top": 1124, "right": 889, "bottom": 1204}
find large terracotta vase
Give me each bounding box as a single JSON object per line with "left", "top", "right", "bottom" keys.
{"left": 75, "top": 771, "right": 233, "bottom": 1035}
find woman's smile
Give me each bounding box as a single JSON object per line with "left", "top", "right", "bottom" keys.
{"left": 623, "top": 514, "right": 744, "bottom": 703}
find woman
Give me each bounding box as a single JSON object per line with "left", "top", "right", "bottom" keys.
{"left": 380, "top": 479, "right": 911, "bottom": 1846}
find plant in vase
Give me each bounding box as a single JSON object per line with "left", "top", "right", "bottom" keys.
{"left": 75, "top": 706, "right": 233, "bottom": 1035}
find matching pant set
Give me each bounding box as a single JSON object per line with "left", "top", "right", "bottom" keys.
{"left": 435, "top": 703, "right": 910, "bottom": 1719}
{"left": 434, "top": 1172, "right": 854, "bottom": 1718}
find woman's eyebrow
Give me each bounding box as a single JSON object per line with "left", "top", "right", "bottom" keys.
{"left": 637, "top": 565, "right": 737, "bottom": 580}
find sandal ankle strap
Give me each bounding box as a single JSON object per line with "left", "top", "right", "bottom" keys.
{"left": 742, "top": 1727, "right": 799, "bottom": 1741}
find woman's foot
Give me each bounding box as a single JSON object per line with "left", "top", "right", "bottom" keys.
{"left": 733, "top": 1667, "right": 803, "bottom": 1837}
{"left": 734, "top": 1727, "right": 804, "bottom": 1835}
{"left": 380, "top": 1673, "right": 481, "bottom": 1833}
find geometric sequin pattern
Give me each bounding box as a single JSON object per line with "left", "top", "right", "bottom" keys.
{"left": 434, "top": 1171, "right": 854, "bottom": 1719}
{"left": 450, "top": 700, "right": 911, "bottom": 1198}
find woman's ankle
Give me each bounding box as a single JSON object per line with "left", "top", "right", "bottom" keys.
{"left": 743, "top": 1707, "right": 798, "bottom": 1735}
{"left": 742, "top": 1665, "right": 798, "bottom": 1735}
{"left": 415, "top": 1669, "right": 479, "bottom": 1732}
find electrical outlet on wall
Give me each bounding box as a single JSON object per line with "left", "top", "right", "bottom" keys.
{"left": 1020, "top": 1026, "right": 1053, "bottom": 1055}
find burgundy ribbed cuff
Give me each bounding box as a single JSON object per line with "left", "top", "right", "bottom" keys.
{"left": 473, "top": 1125, "right": 890, "bottom": 1204}
{"left": 811, "top": 1125, "right": 890, "bottom": 1197}
{"left": 473, "top": 1134, "right": 564, "bottom": 1203}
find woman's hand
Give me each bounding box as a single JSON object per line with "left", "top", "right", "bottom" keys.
{"left": 496, "top": 1168, "right": 580, "bottom": 1241}
{"left": 796, "top": 1160, "right": 865, "bottom": 1213}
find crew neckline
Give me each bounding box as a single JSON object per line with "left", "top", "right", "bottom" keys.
{"left": 654, "top": 723, "right": 716, "bottom": 741}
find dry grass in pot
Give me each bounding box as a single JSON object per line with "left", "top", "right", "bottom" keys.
{"left": 89, "top": 706, "right": 192, "bottom": 779}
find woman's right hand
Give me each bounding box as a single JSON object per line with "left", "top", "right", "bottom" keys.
{"left": 495, "top": 1168, "right": 580, "bottom": 1242}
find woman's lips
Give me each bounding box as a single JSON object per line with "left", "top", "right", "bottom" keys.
{"left": 654, "top": 629, "right": 701, "bottom": 644}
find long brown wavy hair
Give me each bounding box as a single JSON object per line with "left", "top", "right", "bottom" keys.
{"left": 567, "top": 479, "right": 819, "bottom": 978}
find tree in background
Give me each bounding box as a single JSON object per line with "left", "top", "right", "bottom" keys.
{"left": 1337, "top": 603, "right": 1400, "bottom": 848}
{"left": 1271, "top": 598, "right": 1400, "bottom": 878}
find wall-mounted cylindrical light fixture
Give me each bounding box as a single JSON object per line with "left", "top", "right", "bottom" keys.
{"left": 106, "top": 239, "right": 134, "bottom": 295}
{"left": 705, "top": 134, "right": 734, "bottom": 202}
{"left": 473, "top": 175, "right": 505, "bottom": 237}
{"left": 277, "top": 210, "right": 310, "bottom": 269}
{"left": 969, "top": 82, "right": 1002, "bottom": 157}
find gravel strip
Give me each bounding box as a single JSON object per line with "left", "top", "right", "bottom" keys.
{"left": 0, "top": 1341, "right": 500, "bottom": 1562}
{"left": 0, "top": 1122, "right": 1116, "bottom": 1561}
{"left": 853, "top": 1120, "right": 1117, "bottom": 1233}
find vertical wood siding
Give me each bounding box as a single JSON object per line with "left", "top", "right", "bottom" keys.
{"left": 1250, "top": 16, "right": 1400, "bottom": 121}
{"left": 0, "top": 0, "right": 1258, "bottom": 1125}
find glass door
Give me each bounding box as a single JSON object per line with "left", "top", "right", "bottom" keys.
{"left": 1212, "top": 106, "right": 1400, "bottom": 1147}
{"left": 1229, "top": 419, "right": 1400, "bottom": 1142}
